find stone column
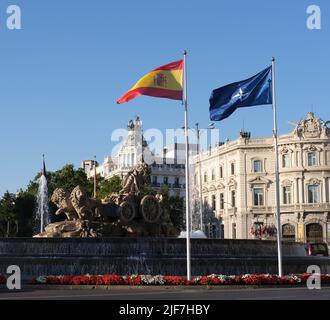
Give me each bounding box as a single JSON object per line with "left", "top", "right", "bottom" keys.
{"left": 323, "top": 178, "right": 327, "bottom": 203}
{"left": 298, "top": 178, "right": 303, "bottom": 204}
{"left": 295, "top": 178, "right": 299, "bottom": 204}
{"left": 300, "top": 177, "right": 305, "bottom": 204}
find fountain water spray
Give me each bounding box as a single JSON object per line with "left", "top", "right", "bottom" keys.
{"left": 36, "top": 155, "right": 50, "bottom": 234}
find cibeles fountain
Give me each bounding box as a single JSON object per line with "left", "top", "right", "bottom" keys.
{"left": 0, "top": 161, "right": 330, "bottom": 278}
{"left": 35, "top": 161, "right": 178, "bottom": 238}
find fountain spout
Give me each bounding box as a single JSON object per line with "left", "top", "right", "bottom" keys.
{"left": 36, "top": 155, "right": 50, "bottom": 234}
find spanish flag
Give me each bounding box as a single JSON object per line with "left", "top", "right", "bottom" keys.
{"left": 117, "top": 60, "right": 184, "bottom": 104}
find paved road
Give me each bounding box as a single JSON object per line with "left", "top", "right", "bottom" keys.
{"left": 0, "top": 286, "right": 329, "bottom": 300}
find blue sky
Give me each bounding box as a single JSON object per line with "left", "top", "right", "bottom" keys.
{"left": 0, "top": 0, "right": 329, "bottom": 196}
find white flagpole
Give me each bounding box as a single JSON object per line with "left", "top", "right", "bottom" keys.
{"left": 40, "top": 154, "right": 45, "bottom": 233}
{"left": 272, "top": 57, "right": 283, "bottom": 277}
{"left": 183, "top": 50, "right": 191, "bottom": 281}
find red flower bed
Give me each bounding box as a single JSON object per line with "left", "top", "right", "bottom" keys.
{"left": 31, "top": 273, "right": 330, "bottom": 286}
{"left": 163, "top": 276, "right": 189, "bottom": 286}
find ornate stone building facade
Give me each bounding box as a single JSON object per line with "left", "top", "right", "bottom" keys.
{"left": 194, "top": 113, "right": 330, "bottom": 243}
{"left": 82, "top": 117, "right": 197, "bottom": 198}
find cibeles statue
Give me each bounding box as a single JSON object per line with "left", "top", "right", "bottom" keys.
{"left": 120, "top": 162, "right": 151, "bottom": 195}
{"left": 35, "top": 162, "right": 179, "bottom": 238}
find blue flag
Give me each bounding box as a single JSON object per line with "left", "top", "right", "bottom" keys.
{"left": 209, "top": 66, "right": 272, "bottom": 121}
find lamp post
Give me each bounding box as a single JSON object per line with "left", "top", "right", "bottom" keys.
{"left": 93, "top": 155, "right": 97, "bottom": 199}
{"left": 195, "top": 122, "right": 215, "bottom": 233}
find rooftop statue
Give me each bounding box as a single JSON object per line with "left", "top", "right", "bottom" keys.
{"left": 291, "top": 112, "right": 329, "bottom": 139}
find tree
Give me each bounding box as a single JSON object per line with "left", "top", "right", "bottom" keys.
{"left": 97, "top": 175, "right": 122, "bottom": 200}
{"left": 26, "top": 164, "right": 92, "bottom": 197}
{"left": 165, "top": 195, "right": 184, "bottom": 231}
{"left": 14, "top": 191, "right": 35, "bottom": 237}
{"left": 0, "top": 192, "right": 18, "bottom": 237}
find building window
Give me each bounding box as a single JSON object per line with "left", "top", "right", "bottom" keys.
{"left": 152, "top": 176, "right": 157, "bottom": 185}
{"left": 232, "top": 223, "right": 237, "bottom": 239}
{"left": 231, "top": 163, "right": 235, "bottom": 175}
{"left": 231, "top": 190, "right": 236, "bottom": 207}
{"left": 211, "top": 168, "right": 215, "bottom": 181}
{"left": 212, "top": 195, "right": 216, "bottom": 211}
{"left": 308, "top": 185, "right": 319, "bottom": 203}
{"left": 283, "top": 186, "right": 292, "bottom": 204}
{"left": 282, "top": 224, "right": 295, "bottom": 242}
{"left": 204, "top": 172, "right": 207, "bottom": 183}
{"left": 174, "top": 177, "right": 179, "bottom": 187}
{"left": 220, "top": 193, "right": 224, "bottom": 209}
{"left": 306, "top": 223, "right": 323, "bottom": 242}
{"left": 253, "top": 188, "right": 264, "bottom": 206}
{"left": 219, "top": 166, "right": 223, "bottom": 179}
{"left": 308, "top": 152, "right": 317, "bottom": 166}
{"left": 253, "top": 160, "right": 262, "bottom": 173}
{"left": 282, "top": 154, "right": 290, "bottom": 168}
{"left": 204, "top": 196, "right": 208, "bottom": 206}
{"left": 164, "top": 177, "right": 168, "bottom": 185}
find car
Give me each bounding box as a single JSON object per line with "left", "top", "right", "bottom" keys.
{"left": 305, "top": 243, "right": 329, "bottom": 257}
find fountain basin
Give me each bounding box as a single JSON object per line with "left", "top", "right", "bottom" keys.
{"left": 0, "top": 238, "right": 329, "bottom": 277}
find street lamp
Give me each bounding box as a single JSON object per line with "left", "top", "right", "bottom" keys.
{"left": 93, "top": 155, "right": 97, "bottom": 199}
{"left": 195, "top": 122, "right": 216, "bottom": 233}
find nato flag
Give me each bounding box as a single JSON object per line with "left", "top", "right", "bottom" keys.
{"left": 209, "top": 66, "right": 272, "bottom": 121}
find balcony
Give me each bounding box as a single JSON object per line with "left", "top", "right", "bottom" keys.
{"left": 292, "top": 203, "right": 330, "bottom": 211}
{"left": 227, "top": 207, "right": 237, "bottom": 215}
{"left": 151, "top": 183, "right": 161, "bottom": 188}
{"left": 248, "top": 206, "right": 273, "bottom": 214}
{"left": 150, "top": 182, "right": 184, "bottom": 189}
{"left": 249, "top": 203, "right": 330, "bottom": 214}
{"left": 172, "top": 183, "right": 181, "bottom": 189}
{"left": 151, "top": 163, "right": 185, "bottom": 172}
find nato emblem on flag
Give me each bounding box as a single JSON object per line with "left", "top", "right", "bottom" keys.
{"left": 209, "top": 66, "right": 273, "bottom": 121}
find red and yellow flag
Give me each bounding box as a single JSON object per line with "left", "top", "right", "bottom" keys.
{"left": 117, "top": 60, "right": 183, "bottom": 104}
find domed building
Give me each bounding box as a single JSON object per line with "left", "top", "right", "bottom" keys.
{"left": 82, "top": 116, "right": 197, "bottom": 198}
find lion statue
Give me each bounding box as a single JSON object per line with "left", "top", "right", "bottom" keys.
{"left": 51, "top": 186, "right": 105, "bottom": 222}
{"left": 51, "top": 188, "right": 79, "bottom": 221}
{"left": 70, "top": 185, "right": 104, "bottom": 221}
{"left": 120, "top": 162, "right": 151, "bottom": 195}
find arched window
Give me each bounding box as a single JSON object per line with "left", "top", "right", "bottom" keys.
{"left": 212, "top": 195, "right": 216, "bottom": 211}
{"left": 219, "top": 166, "right": 223, "bottom": 178}
{"left": 306, "top": 223, "right": 323, "bottom": 243}
{"left": 219, "top": 193, "right": 224, "bottom": 209}
{"left": 231, "top": 190, "right": 236, "bottom": 207}
{"left": 231, "top": 163, "right": 235, "bottom": 175}
{"left": 308, "top": 185, "right": 319, "bottom": 203}
{"left": 211, "top": 168, "right": 216, "bottom": 181}
{"left": 282, "top": 224, "right": 295, "bottom": 242}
